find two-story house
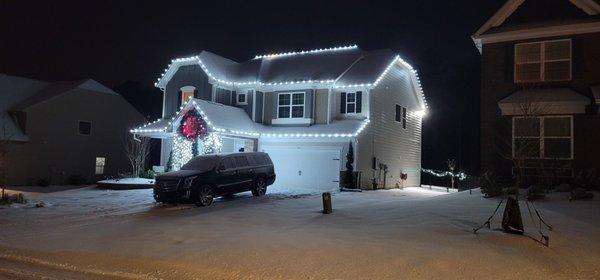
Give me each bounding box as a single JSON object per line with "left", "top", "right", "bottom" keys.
{"left": 472, "top": 0, "right": 600, "bottom": 180}
{"left": 131, "top": 45, "right": 427, "bottom": 191}
{"left": 1, "top": 74, "right": 146, "bottom": 185}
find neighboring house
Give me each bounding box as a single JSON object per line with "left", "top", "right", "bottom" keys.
{"left": 472, "top": 0, "right": 600, "bottom": 179}
{"left": 0, "top": 74, "right": 146, "bottom": 185}
{"left": 132, "top": 45, "right": 427, "bottom": 191}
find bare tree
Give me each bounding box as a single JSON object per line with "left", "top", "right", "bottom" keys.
{"left": 123, "top": 135, "right": 151, "bottom": 178}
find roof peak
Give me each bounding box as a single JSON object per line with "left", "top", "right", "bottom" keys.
{"left": 253, "top": 44, "right": 358, "bottom": 59}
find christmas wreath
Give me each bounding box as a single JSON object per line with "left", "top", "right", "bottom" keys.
{"left": 178, "top": 109, "right": 207, "bottom": 140}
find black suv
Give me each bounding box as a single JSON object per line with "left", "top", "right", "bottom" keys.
{"left": 154, "top": 152, "right": 276, "bottom": 206}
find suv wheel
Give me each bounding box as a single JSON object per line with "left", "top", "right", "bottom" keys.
{"left": 195, "top": 186, "right": 214, "bottom": 207}
{"left": 252, "top": 178, "right": 267, "bottom": 197}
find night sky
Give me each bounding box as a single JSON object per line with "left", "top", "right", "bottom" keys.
{"left": 0, "top": 0, "right": 507, "bottom": 174}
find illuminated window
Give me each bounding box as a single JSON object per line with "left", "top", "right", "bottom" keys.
{"left": 515, "top": 39, "right": 571, "bottom": 83}
{"left": 95, "top": 157, "right": 106, "bottom": 174}
{"left": 180, "top": 86, "right": 195, "bottom": 104}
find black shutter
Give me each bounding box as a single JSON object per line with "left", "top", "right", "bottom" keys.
{"left": 340, "top": 92, "right": 346, "bottom": 114}
{"left": 177, "top": 90, "right": 182, "bottom": 108}
{"left": 356, "top": 91, "right": 362, "bottom": 113}
{"left": 193, "top": 89, "right": 198, "bottom": 99}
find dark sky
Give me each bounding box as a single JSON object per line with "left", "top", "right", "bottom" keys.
{"left": 0, "top": 0, "right": 507, "bottom": 174}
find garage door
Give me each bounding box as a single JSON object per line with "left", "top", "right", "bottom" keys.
{"left": 262, "top": 147, "right": 341, "bottom": 192}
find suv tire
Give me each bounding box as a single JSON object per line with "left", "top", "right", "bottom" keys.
{"left": 252, "top": 178, "right": 267, "bottom": 197}
{"left": 195, "top": 185, "right": 214, "bottom": 207}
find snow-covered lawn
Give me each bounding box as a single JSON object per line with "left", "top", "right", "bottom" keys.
{"left": 0, "top": 186, "right": 599, "bottom": 279}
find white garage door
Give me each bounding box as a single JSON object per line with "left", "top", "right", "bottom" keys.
{"left": 262, "top": 147, "right": 341, "bottom": 192}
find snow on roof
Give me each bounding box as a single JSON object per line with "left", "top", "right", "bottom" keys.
{"left": 498, "top": 87, "right": 591, "bottom": 115}
{"left": 154, "top": 45, "right": 427, "bottom": 109}
{"left": 155, "top": 45, "right": 421, "bottom": 89}
{"left": 132, "top": 98, "right": 370, "bottom": 139}
{"left": 499, "top": 88, "right": 590, "bottom": 104}
{"left": 191, "top": 99, "right": 260, "bottom": 135}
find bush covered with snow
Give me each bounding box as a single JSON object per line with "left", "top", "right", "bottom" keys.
{"left": 0, "top": 193, "right": 27, "bottom": 205}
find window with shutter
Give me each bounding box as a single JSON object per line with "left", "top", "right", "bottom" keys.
{"left": 342, "top": 92, "right": 362, "bottom": 114}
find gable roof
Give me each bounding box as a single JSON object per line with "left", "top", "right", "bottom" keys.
{"left": 0, "top": 74, "right": 122, "bottom": 141}
{"left": 156, "top": 45, "right": 421, "bottom": 90}
{"left": 472, "top": 0, "right": 600, "bottom": 50}
{"left": 10, "top": 79, "right": 118, "bottom": 111}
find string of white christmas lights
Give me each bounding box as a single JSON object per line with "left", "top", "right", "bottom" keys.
{"left": 131, "top": 98, "right": 372, "bottom": 139}
{"left": 153, "top": 45, "right": 427, "bottom": 109}
{"left": 254, "top": 44, "right": 357, "bottom": 59}
{"left": 422, "top": 168, "right": 467, "bottom": 181}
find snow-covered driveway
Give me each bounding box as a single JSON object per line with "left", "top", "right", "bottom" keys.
{"left": 0, "top": 186, "right": 599, "bottom": 279}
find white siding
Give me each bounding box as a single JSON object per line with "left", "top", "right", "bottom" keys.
{"left": 357, "top": 64, "right": 423, "bottom": 188}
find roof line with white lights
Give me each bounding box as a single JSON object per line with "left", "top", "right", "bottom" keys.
{"left": 153, "top": 47, "right": 427, "bottom": 109}
{"left": 254, "top": 44, "right": 358, "bottom": 59}
{"left": 131, "top": 98, "right": 377, "bottom": 138}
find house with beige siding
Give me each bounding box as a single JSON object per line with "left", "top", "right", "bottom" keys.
{"left": 132, "top": 45, "right": 427, "bottom": 191}
{"left": 0, "top": 74, "right": 146, "bottom": 185}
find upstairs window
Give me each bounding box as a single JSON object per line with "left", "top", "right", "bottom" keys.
{"left": 278, "top": 92, "right": 304, "bottom": 118}
{"left": 180, "top": 86, "right": 195, "bottom": 104}
{"left": 395, "top": 105, "right": 407, "bottom": 129}
{"left": 237, "top": 92, "right": 247, "bottom": 105}
{"left": 340, "top": 92, "right": 362, "bottom": 114}
{"left": 515, "top": 39, "right": 571, "bottom": 83}
{"left": 78, "top": 121, "right": 92, "bottom": 135}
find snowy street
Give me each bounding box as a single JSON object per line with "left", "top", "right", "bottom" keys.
{"left": 1, "top": 186, "right": 599, "bottom": 279}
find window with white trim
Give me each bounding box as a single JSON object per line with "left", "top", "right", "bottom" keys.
{"left": 236, "top": 92, "right": 247, "bottom": 105}
{"left": 95, "top": 157, "right": 106, "bottom": 175}
{"left": 513, "top": 116, "right": 573, "bottom": 159}
{"left": 278, "top": 92, "right": 304, "bottom": 118}
{"left": 180, "top": 86, "right": 195, "bottom": 104}
{"left": 346, "top": 92, "right": 357, "bottom": 113}
{"left": 515, "top": 39, "right": 571, "bottom": 83}
{"left": 395, "top": 105, "right": 407, "bottom": 129}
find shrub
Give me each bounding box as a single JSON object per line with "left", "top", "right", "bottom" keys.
{"left": 139, "top": 169, "right": 156, "bottom": 179}
{"left": 35, "top": 178, "right": 50, "bottom": 187}
{"left": 68, "top": 174, "right": 87, "bottom": 186}
{"left": 0, "top": 193, "right": 27, "bottom": 205}
{"left": 480, "top": 171, "right": 504, "bottom": 198}
{"left": 526, "top": 185, "right": 546, "bottom": 200}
